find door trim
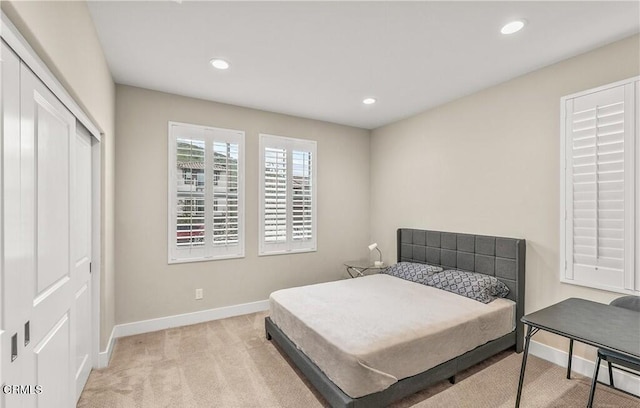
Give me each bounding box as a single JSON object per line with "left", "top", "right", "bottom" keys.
{"left": 91, "top": 131, "right": 102, "bottom": 369}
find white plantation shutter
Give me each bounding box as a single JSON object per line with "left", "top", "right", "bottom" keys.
{"left": 168, "top": 122, "right": 244, "bottom": 263}
{"left": 175, "top": 138, "right": 206, "bottom": 256}
{"left": 212, "top": 141, "right": 240, "bottom": 247}
{"left": 561, "top": 79, "right": 638, "bottom": 294}
{"left": 292, "top": 150, "right": 313, "bottom": 242}
{"left": 260, "top": 134, "right": 317, "bottom": 255}
{"left": 264, "top": 147, "right": 288, "bottom": 246}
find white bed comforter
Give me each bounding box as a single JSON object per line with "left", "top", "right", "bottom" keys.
{"left": 269, "top": 274, "right": 515, "bottom": 398}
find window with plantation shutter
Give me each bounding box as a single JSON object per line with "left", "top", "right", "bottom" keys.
{"left": 561, "top": 78, "right": 639, "bottom": 294}
{"left": 259, "top": 134, "right": 317, "bottom": 255}
{"left": 168, "top": 122, "right": 244, "bottom": 263}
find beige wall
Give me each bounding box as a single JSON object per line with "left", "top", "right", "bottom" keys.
{"left": 2, "top": 1, "right": 116, "bottom": 349}
{"left": 370, "top": 34, "right": 640, "bottom": 358}
{"left": 5, "top": 0, "right": 636, "bottom": 361}
{"left": 115, "top": 85, "right": 370, "bottom": 324}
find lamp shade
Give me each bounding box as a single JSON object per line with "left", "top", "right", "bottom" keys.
{"left": 368, "top": 243, "right": 378, "bottom": 251}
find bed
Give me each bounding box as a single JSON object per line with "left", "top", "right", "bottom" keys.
{"left": 265, "top": 228, "right": 526, "bottom": 407}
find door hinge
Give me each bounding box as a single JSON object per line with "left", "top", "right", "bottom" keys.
{"left": 89, "top": 262, "right": 92, "bottom": 273}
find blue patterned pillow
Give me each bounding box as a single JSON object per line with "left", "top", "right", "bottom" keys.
{"left": 425, "top": 270, "right": 509, "bottom": 304}
{"left": 383, "top": 262, "right": 443, "bottom": 283}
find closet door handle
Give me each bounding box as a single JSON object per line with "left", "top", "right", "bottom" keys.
{"left": 24, "top": 321, "right": 30, "bottom": 346}
{"left": 11, "top": 333, "right": 18, "bottom": 362}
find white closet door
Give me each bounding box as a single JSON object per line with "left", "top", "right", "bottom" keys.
{"left": 3, "top": 36, "right": 97, "bottom": 407}
{"left": 73, "top": 126, "right": 92, "bottom": 400}
{"left": 20, "top": 63, "right": 76, "bottom": 408}
{"left": 2, "top": 39, "right": 28, "bottom": 408}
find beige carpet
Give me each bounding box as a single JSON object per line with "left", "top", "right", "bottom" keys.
{"left": 78, "top": 312, "right": 638, "bottom": 408}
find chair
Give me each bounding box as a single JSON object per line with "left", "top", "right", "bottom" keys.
{"left": 587, "top": 295, "right": 640, "bottom": 407}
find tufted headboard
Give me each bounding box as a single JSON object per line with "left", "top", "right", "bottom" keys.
{"left": 397, "top": 228, "right": 526, "bottom": 351}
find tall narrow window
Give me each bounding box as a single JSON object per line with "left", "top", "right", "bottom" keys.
{"left": 259, "top": 134, "right": 317, "bottom": 255}
{"left": 168, "top": 122, "right": 244, "bottom": 263}
{"left": 561, "top": 77, "right": 638, "bottom": 294}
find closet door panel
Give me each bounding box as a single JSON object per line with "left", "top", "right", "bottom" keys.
{"left": 20, "top": 63, "right": 76, "bottom": 408}
{"left": 73, "top": 129, "right": 92, "bottom": 398}
{"left": 2, "top": 40, "right": 28, "bottom": 408}
{"left": 34, "top": 94, "right": 70, "bottom": 294}
{"left": 33, "top": 315, "right": 71, "bottom": 408}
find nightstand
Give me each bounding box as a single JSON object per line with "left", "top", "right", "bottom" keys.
{"left": 344, "top": 260, "right": 387, "bottom": 278}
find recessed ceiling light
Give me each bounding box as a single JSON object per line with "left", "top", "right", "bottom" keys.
{"left": 363, "top": 97, "right": 377, "bottom": 105}
{"left": 501, "top": 20, "right": 526, "bottom": 35}
{"left": 210, "top": 58, "right": 230, "bottom": 70}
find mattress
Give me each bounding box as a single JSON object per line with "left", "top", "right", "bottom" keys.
{"left": 269, "top": 274, "right": 515, "bottom": 398}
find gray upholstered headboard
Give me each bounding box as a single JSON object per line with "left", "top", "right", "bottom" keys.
{"left": 397, "top": 228, "right": 526, "bottom": 351}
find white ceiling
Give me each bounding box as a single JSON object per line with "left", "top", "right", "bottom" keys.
{"left": 88, "top": 1, "right": 639, "bottom": 130}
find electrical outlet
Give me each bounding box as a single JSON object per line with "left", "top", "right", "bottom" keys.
{"left": 195, "top": 288, "right": 203, "bottom": 300}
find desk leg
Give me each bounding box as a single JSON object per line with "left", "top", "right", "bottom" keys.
{"left": 587, "top": 354, "right": 602, "bottom": 408}
{"left": 567, "top": 338, "right": 574, "bottom": 379}
{"left": 516, "top": 325, "right": 534, "bottom": 408}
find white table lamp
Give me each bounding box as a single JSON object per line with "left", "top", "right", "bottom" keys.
{"left": 368, "top": 243, "right": 383, "bottom": 267}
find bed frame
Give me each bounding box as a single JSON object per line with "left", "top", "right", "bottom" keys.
{"left": 265, "top": 228, "right": 526, "bottom": 408}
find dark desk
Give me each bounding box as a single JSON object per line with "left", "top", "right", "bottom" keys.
{"left": 516, "top": 298, "right": 640, "bottom": 407}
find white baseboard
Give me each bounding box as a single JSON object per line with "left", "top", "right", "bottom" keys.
{"left": 530, "top": 340, "right": 640, "bottom": 397}
{"left": 113, "top": 299, "right": 270, "bottom": 340}
{"left": 97, "top": 327, "right": 116, "bottom": 368}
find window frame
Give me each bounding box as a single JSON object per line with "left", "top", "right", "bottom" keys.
{"left": 560, "top": 76, "right": 639, "bottom": 295}
{"left": 259, "top": 133, "right": 317, "bottom": 256}
{"left": 168, "top": 121, "right": 245, "bottom": 264}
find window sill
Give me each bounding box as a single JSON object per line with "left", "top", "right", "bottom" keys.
{"left": 258, "top": 248, "right": 317, "bottom": 257}
{"left": 560, "top": 276, "right": 640, "bottom": 296}
{"left": 168, "top": 253, "right": 245, "bottom": 265}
